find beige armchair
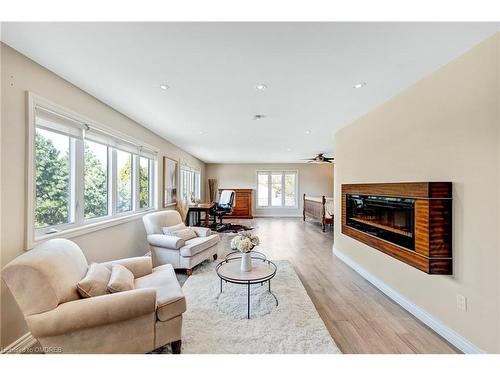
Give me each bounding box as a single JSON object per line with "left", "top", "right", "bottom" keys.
{"left": 1, "top": 238, "right": 186, "bottom": 354}
{"left": 142, "top": 210, "right": 220, "bottom": 275}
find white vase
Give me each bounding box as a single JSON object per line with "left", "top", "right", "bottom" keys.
{"left": 240, "top": 252, "right": 252, "bottom": 272}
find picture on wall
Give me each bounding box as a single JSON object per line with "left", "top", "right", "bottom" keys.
{"left": 163, "top": 156, "right": 178, "bottom": 207}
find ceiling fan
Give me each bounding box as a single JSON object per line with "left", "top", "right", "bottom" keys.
{"left": 302, "top": 153, "right": 334, "bottom": 163}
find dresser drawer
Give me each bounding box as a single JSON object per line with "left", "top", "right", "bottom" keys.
{"left": 219, "top": 188, "right": 253, "bottom": 218}
{"left": 234, "top": 200, "right": 249, "bottom": 209}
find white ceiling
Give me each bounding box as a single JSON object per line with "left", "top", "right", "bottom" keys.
{"left": 2, "top": 22, "right": 499, "bottom": 163}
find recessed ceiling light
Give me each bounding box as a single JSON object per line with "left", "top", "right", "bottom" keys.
{"left": 199, "top": 131, "right": 204, "bottom": 135}
{"left": 253, "top": 114, "right": 266, "bottom": 120}
{"left": 353, "top": 82, "right": 367, "bottom": 89}
{"left": 256, "top": 83, "right": 267, "bottom": 91}
{"left": 286, "top": 148, "right": 292, "bottom": 152}
{"left": 305, "top": 130, "right": 311, "bottom": 135}
{"left": 160, "top": 84, "right": 169, "bottom": 90}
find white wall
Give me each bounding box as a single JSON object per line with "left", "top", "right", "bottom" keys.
{"left": 0, "top": 43, "right": 206, "bottom": 347}
{"left": 206, "top": 163, "right": 333, "bottom": 217}
{"left": 333, "top": 34, "right": 500, "bottom": 353}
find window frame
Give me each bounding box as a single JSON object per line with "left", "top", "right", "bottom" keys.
{"left": 255, "top": 170, "right": 299, "bottom": 209}
{"left": 27, "top": 93, "right": 158, "bottom": 249}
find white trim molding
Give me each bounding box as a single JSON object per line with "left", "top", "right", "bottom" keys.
{"left": 1, "top": 332, "right": 37, "bottom": 354}
{"left": 332, "top": 246, "right": 484, "bottom": 354}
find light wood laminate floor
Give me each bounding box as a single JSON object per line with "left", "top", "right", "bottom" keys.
{"left": 223, "top": 217, "right": 459, "bottom": 354}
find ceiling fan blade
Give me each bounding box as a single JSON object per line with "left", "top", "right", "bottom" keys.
{"left": 302, "top": 154, "right": 334, "bottom": 163}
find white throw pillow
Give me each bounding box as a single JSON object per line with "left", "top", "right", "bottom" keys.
{"left": 77, "top": 263, "right": 111, "bottom": 298}
{"left": 176, "top": 228, "right": 198, "bottom": 241}
{"left": 164, "top": 227, "right": 198, "bottom": 241}
{"left": 162, "top": 222, "right": 186, "bottom": 234}
{"left": 107, "top": 264, "right": 135, "bottom": 293}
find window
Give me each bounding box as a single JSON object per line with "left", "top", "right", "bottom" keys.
{"left": 256, "top": 170, "right": 298, "bottom": 208}
{"left": 257, "top": 173, "right": 269, "bottom": 206}
{"left": 284, "top": 173, "right": 297, "bottom": 206}
{"left": 28, "top": 94, "right": 157, "bottom": 246}
{"left": 84, "top": 140, "right": 108, "bottom": 219}
{"left": 271, "top": 173, "right": 282, "bottom": 206}
{"left": 180, "top": 166, "right": 201, "bottom": 201}
{"left": 139, "top": 156, "right": 152, "bottom": 209}
{"left": 116, "top": 150, "right": 133, "bottom": 213}
{"left": 35, "top": 128, "right": 72, "bottom": 228}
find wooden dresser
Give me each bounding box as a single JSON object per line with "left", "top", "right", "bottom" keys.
{"left": 219, "top": 188, "right": 253, "bottom": 219}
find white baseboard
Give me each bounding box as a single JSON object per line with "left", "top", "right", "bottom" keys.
{"left": 332, "top": 246, "right": 484, "bottom": 354}
{"left": 1, "top": 332, "right": 37, "bottom": 354}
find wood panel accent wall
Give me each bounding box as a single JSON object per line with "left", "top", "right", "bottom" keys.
{"left": 219, "top": 188, "right": 253, "bottom": 219}
{"left": 341, "top": 182, "right": 452, "bottom": 274}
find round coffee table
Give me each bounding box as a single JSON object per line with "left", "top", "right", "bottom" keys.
{"left": 216, "top": 252, "right": 278, "bottom": 319}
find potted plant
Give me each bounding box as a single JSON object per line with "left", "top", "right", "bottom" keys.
{"left": 230, "top": 233, "right": 260, "bottom": 272}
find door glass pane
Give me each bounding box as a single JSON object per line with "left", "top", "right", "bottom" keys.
{"left": 35, "top": 128, "right": 71, "bottom": 228}
{"left": 271, "top": 173, "right": 282, "bottom": 206}
{"left": 284, "top": 173, "right": 296, "bottom": 206}
{"left": 139, "top": 157, "right": 150, "bottom": 208}
{"left": 258, "top": 173, "right": 269, "bottom": 206}
{"left": 84, "top": 140, "right": 108, "bottom": 219}
{"left": 116, "top": 150, "right": 132, "bottom": 213}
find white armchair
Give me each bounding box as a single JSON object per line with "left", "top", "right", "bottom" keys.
{"left": 142, "top": 210, "right": 220, "bottom": 275}
{"left": 1, "top": 239, "right": 186, "bottom": 354}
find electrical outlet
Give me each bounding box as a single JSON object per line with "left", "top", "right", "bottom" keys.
{"left": 456, "top": 294, "right": 467, "bottom": 312}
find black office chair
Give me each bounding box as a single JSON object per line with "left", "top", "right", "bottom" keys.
{"left": 209, "top": 190, "right": 235, "bottom": 232}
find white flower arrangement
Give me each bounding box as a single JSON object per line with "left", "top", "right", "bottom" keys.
{"left": 230, "top": 233, "right": 260, "bottom": 253}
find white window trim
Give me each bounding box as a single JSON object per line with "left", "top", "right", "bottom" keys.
{"left": 26, "top": 92, "right": 159, "bottom": 249}
{"left": 255, "top": 170, "right": 299, "bottom": 209}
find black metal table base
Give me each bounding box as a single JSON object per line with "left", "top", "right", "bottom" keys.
{"left": 219, "top": 279, "right": 279, "bottom": 319}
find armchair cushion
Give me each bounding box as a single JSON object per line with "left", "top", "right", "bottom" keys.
{"left": 26, "top": 288, "right": 157, "bottom": 338}
{"left": 77, "top": 263, "right": 111, "bottom": 298}
{"left": 164, "top": 227, "right": 197, "bottom": 241}
{"left": 191, "top": 226, "right": 212, "bottom": 237}
{"left": 147, "top": 234, "right": 185, "bottom": 250}
{"left": 162, "top": 222, "right": 187, "bottom": 234}
{"left": 180, "top": 234, "right": 220, "bottom": 257}
{"left": 100, "top": 256, "right": 152, "bottom": 278}
{"left": 107, "top": 264, "right": 135, "bottom": 293}
{"left": 134, "top": 264, "right": 186, "bottom": 322}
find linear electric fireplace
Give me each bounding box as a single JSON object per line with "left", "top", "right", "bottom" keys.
{"left": 346, "top": 194, "right": 415, "bottom": 250}
{"left": 341, "top": 182, "right": 452, "bottom": 274}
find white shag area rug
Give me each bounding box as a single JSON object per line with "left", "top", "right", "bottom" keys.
{"left": 181, "top": 260, "right": 341, "bottom": 354}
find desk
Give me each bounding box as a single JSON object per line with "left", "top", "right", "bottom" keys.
{"left": 186, "top": 203, "right": 215, "bottom": 227}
